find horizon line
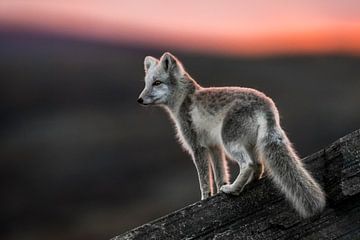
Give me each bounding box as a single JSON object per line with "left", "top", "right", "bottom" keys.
{"left": 1, "top": 22, "right": 360, "bottom": 58}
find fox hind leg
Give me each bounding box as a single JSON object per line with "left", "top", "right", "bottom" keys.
{"left": 220, "top": 145, "right": 257, "bottom": 195}
{"left": 248, "top": 146, "right": 265, "bottom": 180}
{"left": 220, "top": 105, "right": 264, "bottom": 195}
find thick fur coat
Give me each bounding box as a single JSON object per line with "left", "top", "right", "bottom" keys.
{"left": 138, "top": 52, "right": 325, "bottom": 218}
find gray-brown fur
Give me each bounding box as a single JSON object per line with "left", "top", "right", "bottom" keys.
{"left": 138, "top": 52, "right": 326, "bottom": 217}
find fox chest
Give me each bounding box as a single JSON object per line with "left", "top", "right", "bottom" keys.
{"left": 189, "top": 106, "right": 223, "bottom": 146}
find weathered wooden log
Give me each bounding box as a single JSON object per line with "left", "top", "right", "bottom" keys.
{"left": 112, "top": 129, "right": 360, "bottom": 240}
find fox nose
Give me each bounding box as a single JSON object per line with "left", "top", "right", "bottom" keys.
{"left": 137, "top": 97, "right": 144, "bottom": 104}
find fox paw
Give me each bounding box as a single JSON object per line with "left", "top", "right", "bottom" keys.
{"left": 201, "top": 191, "right": 211, "bottom": 200}
{"left": 220, "top": 184, "right": 241, "bottom": 196}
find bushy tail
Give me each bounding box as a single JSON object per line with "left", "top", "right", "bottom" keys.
{"left": 259, "top": 127, "right": 326, "bottom": 218}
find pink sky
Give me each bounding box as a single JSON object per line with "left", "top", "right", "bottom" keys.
{"left": 0, "top": 0, "right": 359, "bottom": 55}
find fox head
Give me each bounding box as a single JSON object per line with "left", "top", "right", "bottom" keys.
{"left": 137, "top": 52, "right": 188, "bottom": 106}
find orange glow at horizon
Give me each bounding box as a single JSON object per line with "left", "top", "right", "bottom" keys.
{"left": 0, "top": 0, "right": 360, "bottom": 56}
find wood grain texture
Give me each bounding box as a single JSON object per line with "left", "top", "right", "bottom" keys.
{"left": 112, "top": 129, "right": 360, "bottom": 240}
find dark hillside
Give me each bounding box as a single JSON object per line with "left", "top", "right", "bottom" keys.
{"left": 0, "top": 30, "right": 359, "bottom": 239}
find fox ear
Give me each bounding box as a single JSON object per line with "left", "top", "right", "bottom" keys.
{"left": 160, "top": 52, "right": 183, "bottom": 73}
{"left": 144, "top": 56, "right": 158, "bottom": 72}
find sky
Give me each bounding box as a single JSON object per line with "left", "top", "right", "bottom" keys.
{"left": 0, "top": 0, "right": 360, "bottom": 55}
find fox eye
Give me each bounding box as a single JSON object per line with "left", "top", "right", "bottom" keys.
{"left": 153, "top": 80, "right": 162, "bottom": 86}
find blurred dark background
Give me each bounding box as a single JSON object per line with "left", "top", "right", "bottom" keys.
{"left": 1, "top": 30, "right": 359, "bottom": 240}
{"left": 1, "top": 1, "right": 360, "bottom": 240}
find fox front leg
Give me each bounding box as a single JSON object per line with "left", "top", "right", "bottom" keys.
{"left": 192, "top": 147, "right": 211, "bottom": 200}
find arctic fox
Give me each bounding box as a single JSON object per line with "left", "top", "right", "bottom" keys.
{"left": 137, "top": 52, "right": 325, "bottom": 218}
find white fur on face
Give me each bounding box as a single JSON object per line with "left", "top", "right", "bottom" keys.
{"left": 139, "top": 52, "right": 185, "bottom": 105}
{"left": 139, "top": 64, "right": 171, "bottom": 105}
{"left": 149, "top": 83, "right": 170, "bottom": 104}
